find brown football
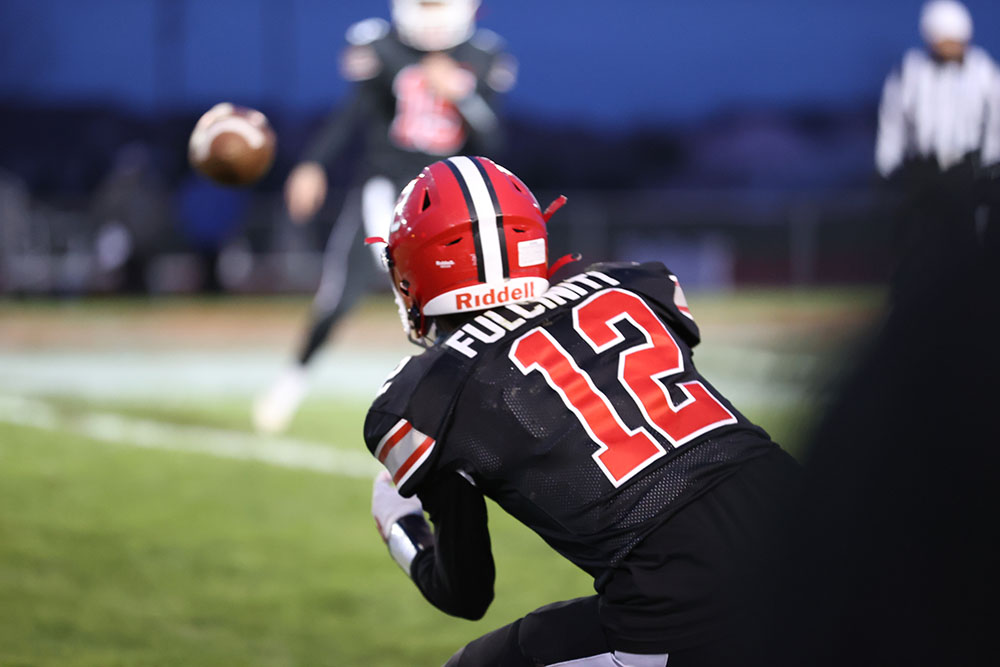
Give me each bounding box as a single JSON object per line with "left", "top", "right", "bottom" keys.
{"left": 188, "top": 103, "right": 277, "bottom": 187}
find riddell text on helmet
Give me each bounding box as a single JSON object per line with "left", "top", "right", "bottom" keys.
{"left": 444, "top": 271, "right": 621, "bottom": 359}
{"left": 455, "top": 282, "right": 537, "bottom": 310}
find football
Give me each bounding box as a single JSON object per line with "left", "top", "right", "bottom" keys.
{"left": 188, "top": 103, "right": 276, "bottom": 187}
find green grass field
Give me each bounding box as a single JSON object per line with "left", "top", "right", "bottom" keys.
{"left": 0, "top": 289, "right": 881, "bottom": 666}
{"left": 0, "top": 401, "right": 594, "bottom": 667}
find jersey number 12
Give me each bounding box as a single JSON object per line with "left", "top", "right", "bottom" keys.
{"left": 510, "top": 289, "right": 736, "bottom": 487}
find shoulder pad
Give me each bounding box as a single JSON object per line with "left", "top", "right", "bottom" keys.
{"left": 340, "top": 43, "right": 382, "bottom": 81}
{"left": 590, "top": 261, "right": 702, "bottom": 348}
{"left": 966, "top": 46, "right": 998, "bottom": 70}
{"left": 487, "top": 52, "right": 518, "bottom": 93}
{"left": 470, "top": 28, "right": 505, "bottom": 53}
{"left": 965, "top": 45, "right": 986, "bottom": 60}
{"left": 345, "top": 17, "right": 390, "bottom": 46}
{"left": 368, "top": 350, "right": 454, "bottom": 417}
{"left": 901, "top": 48, "right": 929, "bottom": 70}
{"left": 364, "top": 348, "right": 470, "bottom": 496}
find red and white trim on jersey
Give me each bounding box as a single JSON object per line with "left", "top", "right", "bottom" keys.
{"left": 374, "top": 418, "right": 436, "bottom": 487}
{"left": 668, "top": 274, "right": 694, "bottom": 321}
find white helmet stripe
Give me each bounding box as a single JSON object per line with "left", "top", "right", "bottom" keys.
{"left": 448, "top": 156, "right": 505, "bottom": 285}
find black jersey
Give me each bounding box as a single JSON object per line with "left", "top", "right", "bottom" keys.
{"left": 305, "top": 18, "right": 514, "bottom": 184}
{"left": 364, "top": 262, "right": 779, "bottom": 578}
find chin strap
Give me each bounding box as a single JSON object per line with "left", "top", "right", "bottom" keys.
{"left": 541, "top": 195, "right": 579, "bottom": 278}
{"left": 548, "top": 253, "right": 582, "bottom": 279}
{"left": 542, "top": 195, "right": 568, "bottom": 222}
{"left": 365, "top": 236, "right": 391, "bottom": 272}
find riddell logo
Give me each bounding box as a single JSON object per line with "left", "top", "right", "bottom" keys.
{"left": 455, "top": 282, "right": 536, "bottom": 310}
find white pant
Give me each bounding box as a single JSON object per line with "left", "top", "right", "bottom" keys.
{"left": 549, "top": 651, "right": 668, "bottom": 667}
{"left": 361, "top": 175, "right": 396, "bottom": 267}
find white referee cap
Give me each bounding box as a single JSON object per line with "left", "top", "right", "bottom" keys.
{"left": 920, "top": 0, "right": 973, "bottom": 45}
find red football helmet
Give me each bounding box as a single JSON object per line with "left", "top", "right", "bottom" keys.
{"left": 381, "top": 156, "right": 553, "bottom": 341}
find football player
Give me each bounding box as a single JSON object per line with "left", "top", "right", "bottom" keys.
{"left": 253, "top": 0, "right": 516, "bottom": 433}
{"left": 365, "top": 157, "right": 800, "bottom": 666}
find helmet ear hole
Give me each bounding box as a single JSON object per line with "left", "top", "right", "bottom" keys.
{"left": 398, "top": 280, "right": 411, "bottom": 296}
{"left": 421, "top": 190, "right": 432, "bottom": 212}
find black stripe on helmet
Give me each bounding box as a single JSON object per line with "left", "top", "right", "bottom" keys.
{"left": 470, "top": 157, "right": 510, "bottom": 279}
{"left": 443, "top": 159, "right": 486, "bottom": 283}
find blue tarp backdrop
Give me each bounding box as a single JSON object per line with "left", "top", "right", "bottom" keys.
{"left": 2, "top": 0, "right": 999, "bottom": 125}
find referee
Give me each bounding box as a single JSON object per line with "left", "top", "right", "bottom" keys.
{"left": 875, "top": 0, "right": 1000, "bottom": 285}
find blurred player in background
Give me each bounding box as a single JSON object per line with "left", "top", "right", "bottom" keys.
{"left": 89, "top": 143, "right": 171, "bottom": 293}
{"left": 366, "top": 157, "right": 799, "bottom": 666}
{"left": 875, "top": 0, "right": 1000, "bottom": 293}
{"left": 253, "top": 0, "right": 517, "bottom": 433}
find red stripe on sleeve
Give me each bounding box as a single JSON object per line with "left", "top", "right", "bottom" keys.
{"left": 377, "top": 422, "right": 413, "bottom": 463}
{"left": 392, "top": 436, "right": 435, "bottom": 485}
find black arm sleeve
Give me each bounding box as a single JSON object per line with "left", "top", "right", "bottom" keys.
{"left": 456, "top": 71, "right": 504, "bottom": 157}
{"left": 302, "top": 83, "right": 375, "bottom": 168}
{"left": 410, "top": 473, "right": 495, "bottom": 620}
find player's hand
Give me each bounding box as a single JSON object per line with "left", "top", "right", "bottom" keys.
{"left": 284, "top": 161, "right": 327, "bottom": 224}
{"left": 420, "top": 53, "right": 476, "bottom": 101}
{"left": 371, "top": 470, "right": 424, "bottom": 542}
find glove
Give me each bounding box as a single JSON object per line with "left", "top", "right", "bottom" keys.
{"left": 371, "top": 470, "right": 424, "bottom": 542}
{"left": 371, "top": 470, "right": 434, "bottom": 575}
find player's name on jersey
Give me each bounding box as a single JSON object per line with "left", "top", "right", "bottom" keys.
{"left": 444, "top": 271, "right": 621, "bottom": 359}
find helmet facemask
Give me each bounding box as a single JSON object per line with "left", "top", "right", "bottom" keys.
{"left": 391, "top": 263, "right": 436, "bottom": 347}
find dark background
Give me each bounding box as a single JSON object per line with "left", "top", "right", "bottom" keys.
{"left": 2, "top": 0, "right": 997, "bottom": 294}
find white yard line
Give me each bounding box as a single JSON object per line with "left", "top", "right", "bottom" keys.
{"left": 0, "top": 345, "right": 814, "bottom": 408}
{"left": 0, "top": 349, "right": 407, "bottom": 400}
{"left": 0, "top": 394, "right": 380, "bottom": 479}
{"left": 0, "top": 341, "right": 815, "bottom": 477}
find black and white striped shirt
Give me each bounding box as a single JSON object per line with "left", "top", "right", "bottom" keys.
{"left": 876, "top": 46, "right": 1000, "bottom": 177}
